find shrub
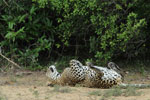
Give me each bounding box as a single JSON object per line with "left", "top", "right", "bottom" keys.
{"left": 0, "top": 0, "right": 149, "bottom": 70}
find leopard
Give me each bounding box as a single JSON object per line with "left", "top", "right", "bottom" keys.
{"left": 46, "top": 60, "right": 150, "bottom": 88}
{"left": 46, "top": 60, "right": 123, "bottom": 88}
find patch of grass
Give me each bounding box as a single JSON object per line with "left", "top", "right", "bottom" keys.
{"left": 88, "top": 96, "right": 97, "bottom": 100}
{"left": 15, "top": 75, "right": 23, "bottom": 78}
{"left": 52, "top": 85, "right": 72, "bottom": 93}
{"left": 123, "top": 86, "right": 142, "bottom": 97}
{"left": 33, "top": 90, "right": 39, "bottom": 98}
{"left": 45, "top": 96, "right": 49, "bottom": 100}
{"left": 103, "top": 87, "right": 123, "bottom": 98}
{"left": 88, "top": 90, "right": 102, "bottom": 96}
{"left": 110, "top": 87, "right": 122, "bottom": 96}
{"left": 111, "top": 98, "right": 115, "bottom": 100}
{"left": 29, "top": 88, "right": 33, "bottom": 92}
{"left": 102, "top": 86, "right": 141, "bottom": 99}
{"left": 16, "top": 93, "right": 21, "bottom": 96}
{"left": 9, "top": 76, "right": 17, "bottom": 82}
{"left": 0, "top": 92, "right": 7, "bottom": 100}
{"left": 59, "top": 87, "right": 72, "bottom": 93}
{"left": 75, "top": 84, "right": 82, "bottom": 87}
{"left": 127, "top": 99, "right": 136, "bottom": 100}
{"left": 0, "top": 97, "right": 4, "bottom": 100}
{"left": 0, "top": 97, "right": 5, "bottom": 100}
{"left": 52, "top": 85, "right": 60, "bottom": 92}
{"left": 100, "top": 96, "right": 107, "bottom": 100}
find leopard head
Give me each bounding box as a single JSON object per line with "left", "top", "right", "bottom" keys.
{"left": 107, "top": 62, "right": 120, "bottom": 71}
{"left": 46, "top": 65, "right": 61, "bottom": 80}
{"left": 107, "top": 62, "right": 125, "bottom": 81}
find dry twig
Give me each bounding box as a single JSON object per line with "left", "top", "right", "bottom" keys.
{"left": 0, "top": 47, "right": 21, "bottom": 68}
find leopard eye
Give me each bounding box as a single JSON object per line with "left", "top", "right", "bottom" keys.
{"left": 50, "top": 67, "right": 54, "bottom": 72}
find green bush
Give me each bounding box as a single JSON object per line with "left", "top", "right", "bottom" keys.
{"left": 0, "top": 0, "right": 149, "bottom": 70}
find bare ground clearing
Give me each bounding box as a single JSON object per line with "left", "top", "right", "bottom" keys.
{"left": 0, "top": 71, "right": 150, "bottom": 100}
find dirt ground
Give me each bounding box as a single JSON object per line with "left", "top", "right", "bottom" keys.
{"left": 0, "top": 70, "right": 150, "bottom": 100}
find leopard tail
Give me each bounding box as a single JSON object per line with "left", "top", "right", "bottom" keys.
{"left": 118, "top": 83, "right": 150, "bottom": 88}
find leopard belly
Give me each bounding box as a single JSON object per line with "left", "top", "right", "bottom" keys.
{"left": 84, "top": 66, "right": 122, "bottom": 88}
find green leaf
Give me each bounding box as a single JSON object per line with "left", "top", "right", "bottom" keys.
{"left": 16, "top": 27, "right": 25, "bottom": 35}
{"left": 5, "top": 31, "right": 14, "bottom": 39}
{"left": 8, "top": 21, "right": 15, "bottom": 29}
{"left": 56, "top": 44, "right": 61, "bottom": 48}
{"left": 30, "top": 5, "right": 37, "bottom": 14}
{"left": 19, "top": 14, "right": 28, "bottom": 23}
{"left": 116, "top": 4, "right": 122, "bottom": 10}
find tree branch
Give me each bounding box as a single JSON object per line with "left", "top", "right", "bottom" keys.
{"left": 0, "top": 48, "right": 21, "bottom": 68}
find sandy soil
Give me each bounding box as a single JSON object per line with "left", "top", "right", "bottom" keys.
{"left": 0, "top": 71, "right": 150, "bottom": 100}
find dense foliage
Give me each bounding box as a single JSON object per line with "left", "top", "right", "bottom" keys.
{"left": 0, "top": 0, "right": 150, "bottom": 69}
